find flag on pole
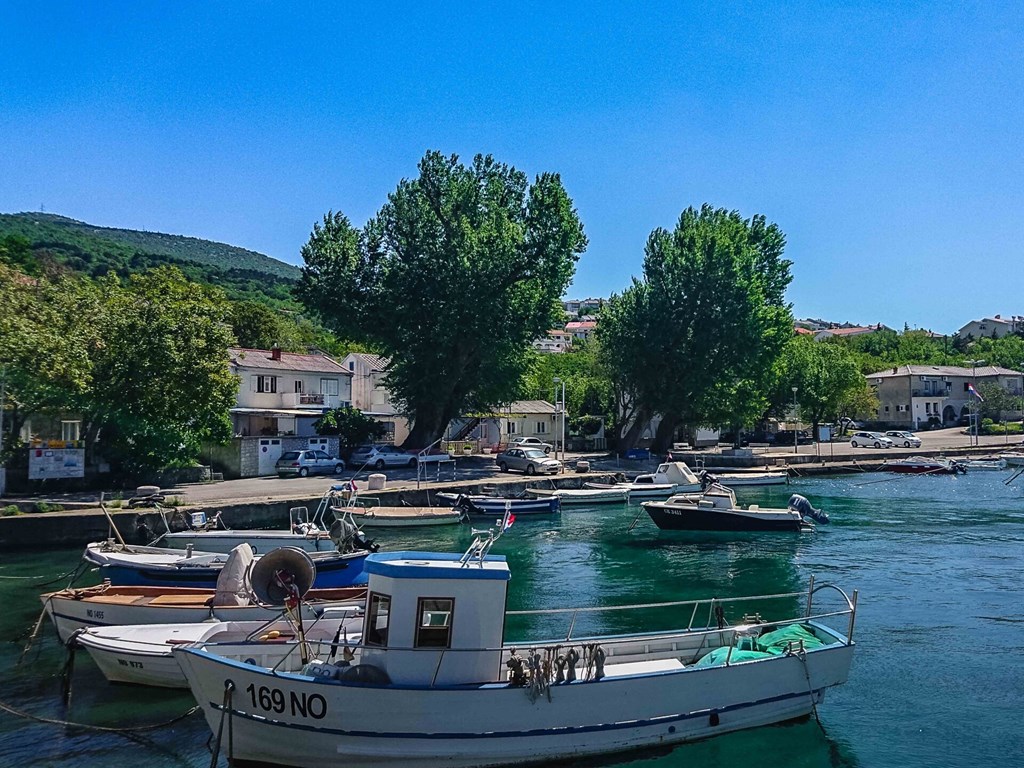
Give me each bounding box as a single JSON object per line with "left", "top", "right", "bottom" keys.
{"left": 967, "top": 383, "right": 984, "bottom": 401}
{"left": 502, "top": 512, "right": 515, "bottom": 531}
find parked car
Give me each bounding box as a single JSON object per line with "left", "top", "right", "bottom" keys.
{"left": 495, "top": 447, "right": 561, "bottom": 475}
{"left": 508, "top": 436, "right": 554, "bottom": 454}
{"left": 885, "top": 430, "right": 921, "bottom": 448}
{"left": 772, "top": 430, "right": 813, "bottom": 446}
{"left": 348, "top": 444, "right": 418, "bottom": 470}
{"left": 850, "top": 431, "right": 893, "bottom": 449}
{"left": 275, "top": 449, "right": 346, "bottom": 477}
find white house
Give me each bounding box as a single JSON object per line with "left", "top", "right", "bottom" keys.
{"left": 956, "top": 315, "right": 1023, "bottom": 340}
{"left": 341, "top": 352, "right": 410, "bottom": 445}
{"left": 450, "top": 401, "right": 560, "bottom": 450}
{"left": 229, "top": 347, "right": 352, "bottom": 438}
{"left": 532, "top": 330, "right": 572, "bottom": 354}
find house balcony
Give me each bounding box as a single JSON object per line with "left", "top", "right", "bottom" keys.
{"left": 280, "top": 393, "right": 344, "bottom": 410}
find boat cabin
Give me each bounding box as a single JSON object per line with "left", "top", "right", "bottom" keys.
{"left": 635, "top": 462, "right": 700, "bottom": 486}
{"left": 360, "top": 552, "right": 510, "bottom": 686}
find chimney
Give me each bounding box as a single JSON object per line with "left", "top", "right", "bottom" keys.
{"left": 271, "top": 344, "right": 282, "bottom": 361}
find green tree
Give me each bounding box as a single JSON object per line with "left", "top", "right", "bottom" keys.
{"left": 772, "top": 337, "right": 867, "bottom": 436}
{"left": 229, "top": 300, "right": 306, "bottom": 351}
{"left": 599, "top": 205, "right": 793, "bottom": 451}
{"left": 297, "top": 151, "right": 587, "bottom": 447}
{"left": 313, "top": 406, "right": 386, "bottom": 454}
{"left": 84, "top": 267, "right": 238, "bottom": 472}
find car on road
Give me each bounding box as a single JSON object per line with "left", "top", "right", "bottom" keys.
{"left": 495, "top": 447, "right": 561, "bottom": 475}
{"left": 508, "top": 436, "right": 554, "bottom": 454}
{"left": 275, "top": 449, "right": 346, "bottom": 477}
{"left": 349, "top": 444, "right": 419, "bottom": 470}
{"left": 885, "top": 430, "right": 922, "bottom": 448}
{"left": 850, "top": 431, "right": 893, "bottom": 449}
{"left": 772, "top": 429, "right": 814, "bottom": 446}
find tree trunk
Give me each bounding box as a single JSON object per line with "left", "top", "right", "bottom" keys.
{"left": 650, "top": 413, "right": 679, "bottom": 454}
{"left": 618, "top": 405, "right": 650, "bottom": 451}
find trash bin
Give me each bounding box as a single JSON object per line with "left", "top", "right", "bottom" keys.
{"left": 576, "top": 460, "right": 590, "bottom": 473}
{"left": 367, "top": 473, "right": 386, "bottom": 491}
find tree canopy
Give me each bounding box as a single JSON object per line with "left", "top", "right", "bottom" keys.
{"left": 297, "top": 151, "right": 587, "bottom": 447}
{"left": 598, "top": 205, "right": 793, "bottom": 450}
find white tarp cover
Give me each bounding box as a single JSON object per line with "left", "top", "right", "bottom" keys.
{"left": 212, "top": 543, "right": 255, "bottom": 606}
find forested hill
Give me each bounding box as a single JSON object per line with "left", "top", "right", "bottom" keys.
{"left": 0, "top": 212, "right": 302, "bottom": 306}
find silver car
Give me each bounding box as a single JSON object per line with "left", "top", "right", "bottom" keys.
{"left": 885, "top": 430, "right": 921, "bottom": 448}
{"left": 850, "top": 431, "right": 893, "bottom": 449}
{"left": 349, "top": 444, "right": 418, "bottom": 470}
{"left": 275, "top": 449, "right": 346, "bottom": 477}
{"left": 495, "top": 447, "right": 561, "bottom": 475}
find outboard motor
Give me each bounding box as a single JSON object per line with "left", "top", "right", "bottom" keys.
{"left": 953, "top": 461, "right": 967, "bottom": 475}
{"left": 789, "top": 494, "right": 829, "bottom": 525}
{"left": 700, "top": 471, "right": 719, "bottom": 490}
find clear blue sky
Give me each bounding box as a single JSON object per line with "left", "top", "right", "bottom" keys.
{"left": 2, "top": 2, "right": 1021, "bottom": 333}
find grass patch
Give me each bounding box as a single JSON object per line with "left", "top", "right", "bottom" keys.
{"left": 2, "top": 505, "right": 22, "bottom": 517}
{"left": 33, "top": 501, "right": 64, "bottom": 513}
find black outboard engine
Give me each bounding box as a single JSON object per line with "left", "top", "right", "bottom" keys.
{"left": 789, "top": 494, "right": 829, "bottom": 525}
{"left": 953, "top": 461, "right": 967, "bottom": 475}
{"left": 700, "top": 471, "right": 719, "bottom": 490}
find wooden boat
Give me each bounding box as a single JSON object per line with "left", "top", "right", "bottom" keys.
{"left": 76, "top": 608, "right": 363, "bottom": 688}
{"left": 339, "top": 506, "right": 463, "bottom": 527}
{"left": 524, "top": 486, "right": 629, "bottom": 505}
{"left": 584, "top": 462, "right": 703, "bottom": 499}
{"left": 174, "top": 539, "right": 858, "bottom": 768}
{"left": 435, "top": 493, "right": 561, "bottom": 515}
{"left": 82, "top": 542, "right": 371, "bottom": 589}
{"left": 642, "top": 484, "right": 828, "bottom": 532}
{"left": 40, "top": 584, "right": 365, "bottom": 644}
{"left": 880, "top": 456, "right": 966, "bottom": 475}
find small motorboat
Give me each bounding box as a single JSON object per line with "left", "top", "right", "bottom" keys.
{"left": 998, "top": 452, "right": 1024, "bottom": 467}
{"left": 436, "top": 493, "right": 561, "bottom": 516}
{"left": 881, "top": 456, "right": 966, "bottom": 475}
{"left": 340, "top": 506, "right": 463, "bottom": 527}
{"left": 174, "top": 526, "right": 858, "bottom": 768}
{"left": 700, "top": 470, "right": 789, "bottom": 486}
{"left": 524, "top": 486, "right": 629, "bottom": 505}
{"left": 642, "top": 484, "right": 829, "bottom": 532}
{"left": 583, "top": 461, "right": 703, "bottom": 499}
{"left": 83, "top": 541, "right": 372, "bottom": 589}
{"left": 76, "top": 607, "right": 364, "bottom": 689}
{"left": 962, "top": 458, "right": 1007, "bottom": 471}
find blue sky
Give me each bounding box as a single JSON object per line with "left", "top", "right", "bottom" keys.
{"left": 2, "top": 2, "right": 1021, "bottom": 333}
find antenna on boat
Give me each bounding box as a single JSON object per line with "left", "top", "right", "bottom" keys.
{"left": 460, "top": 501, "right": 513, "bottom": 567}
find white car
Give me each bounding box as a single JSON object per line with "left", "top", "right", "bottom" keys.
{"left": 850, "top": 431, "right": 893, "bottom": 449}
{"left": 885, "top": 431, "right": 921, "bottom": 448}
{"left": 508, "top": 437, "right": 553, "bottom": 454}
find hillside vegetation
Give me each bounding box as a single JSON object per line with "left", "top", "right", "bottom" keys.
{"left": 0, "top": 212, "right": 301, "bottom": 306}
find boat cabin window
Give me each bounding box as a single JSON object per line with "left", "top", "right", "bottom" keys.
{"left": 365, "top": 592, "right": 392, "bottom": 646}
{"left": 415, "top": 597, "right": 454, "bottom": 648}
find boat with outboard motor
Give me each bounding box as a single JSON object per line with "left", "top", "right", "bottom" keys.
{"left": 583, "top": 461, "right": 703, "bottom": 499}
{"left": 998, "top": 452, "right": 1024, "bottom": 467}
{"left": 436, "top": 492, "right": 561, "bottom": 516}
{"left": 698, "top": 470, "right": 789, "bottom": 486}
{"left": 880, "top": 456, "right": 966, "bottom": 475}
{"left": 642, "top": 484, "right": 829, "bottom": 532}
{"left": 174, "top": 521, "right": 858, "bottom": 768}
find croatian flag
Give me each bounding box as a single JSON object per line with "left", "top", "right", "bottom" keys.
{"left": 502, "top": 512, "right": 516, "bottom": 531}
{"left": 348, "top": 479, "right": 359, "bottom": 492}
{"left": 968, "top": 383, "right": 984, "bottom": 402}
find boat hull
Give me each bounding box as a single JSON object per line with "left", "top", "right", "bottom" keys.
{"left": 525, "top": 488, "right": 628, "bottom": 505}
{"left": 883, "top": 465, "right": 958, "bottom": 474}
{"left": 347, "top": 507, "right": 462, "bottom": 527}
{"left": 711, "top": 474, "right": 788, "bottom": 486}
{"left": 438, "top": 495, "right": 561, "bottom": 515}
{"left": 161, "top": 531, "right": 337, "bottom": 554}
{"left": 176, "top": 640, "right": 853, "bottom": 768}
{"left": 643, "top": 504, "right": 806, "bottom": 532}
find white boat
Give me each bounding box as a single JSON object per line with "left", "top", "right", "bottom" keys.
{"left": 76, "top": 608, "right": 363, "bottom": 688}
{"left": 42, "top": 580, "right": 366, "bottom": 644}
{"left": 524, "top": 486, "right": 629, "bottom": 505}
{"left": 962, "top": 458, "right": 1008, "bottom": 471}
{"left": 159, "top": 503, "right": 340, "bottom": 554}
{"left": 998, "top": 452, "right": 1024, "bottom": 467}
{"left": 339, "top": 505, "right": 463, "bottom": 527}
{"left": 584, "top": 462, "right": 703, "bottom": 499}
{"left": 703, "top": 471, "right": 789, "bottom": 486}
{"left": 174, "top": 537, "right": 858, "bottom": 768}
{"left": 435, "top": 493, "right": 561, "bottom": 515}
{"left": 642, "top": 484, "right": 829, "bottom": 532}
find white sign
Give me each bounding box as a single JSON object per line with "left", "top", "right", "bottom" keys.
{"left": 28, "top": 447, "right": 85, "bottom": 480}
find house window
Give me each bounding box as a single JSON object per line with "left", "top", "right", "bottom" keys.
{"left": 507, "top": 421, "right": 517, "bottom": 435}
{"left": 365, "top": 593, "right": 391, "bottom": 647}
{"left": 415, "top": 598, "right": 454, "bottom": 648}
{"left": 61, "top": 421, "right": 80, "bottom": 442}
{"left": 897, "top": 404, "right": 907, "bottom": 412}
{"left": 884, "top": 406, "right": 890, "bottom": 413}
{"left": 536, "top": 421, "right": 547, "bottom": 434}
{"left": 294, "top": 380, "right": 304, "bottom": 393}
{"left": 964, "top": 383, "right": 970, "bottom": 392}
{"left": 252, "top": 375, "right": 277, "bottom": 393}
{"left": 320, "top": 378, "right": 339, "bottom": 396}
{"left": 348, "top": 361, "right": 355, "bottom": 371}
{"left": 925, "top": 403, "right": 931, "bottom": 414}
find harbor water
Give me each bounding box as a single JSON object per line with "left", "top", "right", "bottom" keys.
{"left": 1, "top": 473, "right": 1022, "bottom": 767}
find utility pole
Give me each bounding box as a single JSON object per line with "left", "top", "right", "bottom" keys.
{"left": 792, "top": 387, "right": 799, "bottom": 454}
{"left": 0, "top": 365, "right": 6, "bottom": 497}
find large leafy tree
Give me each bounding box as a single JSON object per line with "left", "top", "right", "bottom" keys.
{"left": 599, "top": 205, "right": 793, "bottom": 451}
{"left": 297, "top": 151, "right": 587, "bottom": 447}
{"left": 85, "top": 267, "right": 238, "bottom": 472}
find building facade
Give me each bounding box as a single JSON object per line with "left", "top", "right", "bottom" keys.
{"left": 956, "top": 315, "right": 1023, "bottom": 340}
{"left": 340, "top": 352, "right": 410, "bottom": 445}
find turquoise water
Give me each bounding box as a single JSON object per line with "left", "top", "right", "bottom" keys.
{"left": 1, "top": 473, "right": 1023, "bottom": 767}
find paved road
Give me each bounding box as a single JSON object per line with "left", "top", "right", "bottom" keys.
{"left": 756, "top": 426, "right": 1021, "bottom": 460}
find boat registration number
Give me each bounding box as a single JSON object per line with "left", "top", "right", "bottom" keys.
{"left": 245, "top": 683, "right": 328, "bottom": 719}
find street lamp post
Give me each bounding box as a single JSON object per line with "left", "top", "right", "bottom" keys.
{"left": 969, "top": 359, "right": 986, "bottom": 447}
{"left": 553, "top": 377, "right": 566, "bottom": 472}
{"left": 792, "top": 387, "right": 799, "bottom": 454}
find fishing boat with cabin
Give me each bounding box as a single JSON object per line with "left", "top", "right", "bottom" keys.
{"left": 641, "top": 484, "right": 829, "bottom": 532}
{"left": 174, "top": 522, "right": 857, "bottom": 768}
{"left": 583, "top": 461, "right": 703, "bottom": 499}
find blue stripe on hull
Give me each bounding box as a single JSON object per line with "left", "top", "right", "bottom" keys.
{"left": 100, "top": 554, "right": 368, "bottom": 589}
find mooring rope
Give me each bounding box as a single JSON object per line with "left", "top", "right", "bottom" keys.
{"left": 0, "top": 699, "right": 201, "bottom": 736}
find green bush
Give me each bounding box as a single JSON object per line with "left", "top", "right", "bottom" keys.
{"left": 33, "top": 501, "right": 64, "bottom": 513}
{"left": 2, "top": 504, "right": 22, "bottom": 517}
{"left": 980, "top": 421, "right": 1023, "bottom": 435}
